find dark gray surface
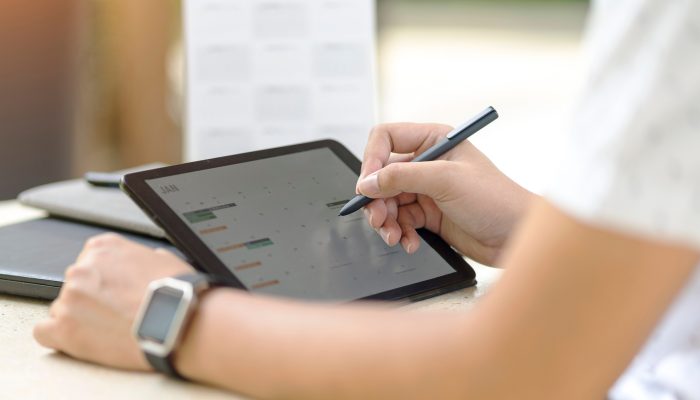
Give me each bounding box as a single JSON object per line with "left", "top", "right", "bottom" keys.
{"left": 0, "top": 218, "right": 178, "bottom": 300}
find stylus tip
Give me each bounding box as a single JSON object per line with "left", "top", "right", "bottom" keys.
{"left": 338, "top": 204, "right": 351, "bottom": 216}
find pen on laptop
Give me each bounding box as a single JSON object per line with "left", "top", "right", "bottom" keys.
{"left": 84, "top": 171, "right": 122, "bottom": 188}
{"left": 338, "top": 106, "right": 499, "bottom": 217}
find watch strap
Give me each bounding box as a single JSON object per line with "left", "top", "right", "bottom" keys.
{"left": 146, "top": 351, "right": 185, "bottom": 380}
{"left": 174, "top": 272, "right": 211, "bottom": 293}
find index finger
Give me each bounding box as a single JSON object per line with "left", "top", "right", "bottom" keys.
{"left": 360, "top": 123, "right": 453, "bottom": 179}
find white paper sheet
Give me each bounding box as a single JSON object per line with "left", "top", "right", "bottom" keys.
{"left": 183, "top": 0, "right": 377, "bottom": 161}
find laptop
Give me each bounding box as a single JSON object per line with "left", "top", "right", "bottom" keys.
{"left": 0, "top": 218, "right": 177, "bottom": 300}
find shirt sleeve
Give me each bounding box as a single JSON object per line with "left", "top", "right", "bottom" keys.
{"left": 545, "top": 0, "right": 700, "bottom": 249}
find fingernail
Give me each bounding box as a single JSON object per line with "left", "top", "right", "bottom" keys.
{"left": 358, "top": 172, "right": 380, "bottom": 197}
{"left": 379, "top": 227, "right": 391, "bottom": 244}
{"left": 406, "top": 243, "right": 413, "bottom": 254}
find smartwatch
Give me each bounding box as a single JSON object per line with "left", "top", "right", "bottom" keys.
{"left": 132, "top": 273, "right": 212, "bottom": 379}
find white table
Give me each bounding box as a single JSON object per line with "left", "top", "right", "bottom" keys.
{"left": 0, "top": 200, "right": 501, "bottom": 399}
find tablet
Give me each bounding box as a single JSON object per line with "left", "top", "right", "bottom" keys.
{"left": 122, "top": 140, "right": 476, "bottom": 302}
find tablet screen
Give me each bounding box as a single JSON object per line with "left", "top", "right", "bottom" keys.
{"left": 145, "top": 148, "right": 457, "bottom": 301}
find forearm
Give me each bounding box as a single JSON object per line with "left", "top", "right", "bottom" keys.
{"left": 174, "top": 200, "right": 698, "bottom": 399}
{"left": 176, "top": 289, "right": 476, "bottom": 399}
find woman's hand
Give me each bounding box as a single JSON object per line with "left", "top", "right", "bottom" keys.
{"left": 33, "top": 233, "right": 194, "bottom": 370}
{"left": 357, "top": 122, "right": 532, "bottom": 265}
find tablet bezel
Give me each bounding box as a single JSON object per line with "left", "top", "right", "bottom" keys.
{"left": 122, "top": 139, "right": 476, "bottom": 301}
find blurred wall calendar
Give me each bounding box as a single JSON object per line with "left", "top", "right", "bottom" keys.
{"left": 184, "top": 0, "right": 377, "bottom": 160}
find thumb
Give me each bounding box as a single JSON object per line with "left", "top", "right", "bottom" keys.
{"left": 357, "top": 160, "right": 452, "bottom": 199}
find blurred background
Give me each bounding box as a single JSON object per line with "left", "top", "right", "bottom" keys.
{"left": 0, "top": 0, "right": 588, "bottom": 200}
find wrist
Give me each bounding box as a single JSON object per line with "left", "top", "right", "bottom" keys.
{"left": 132, "top": 273, "right": 215, "bottom": 379}
{"left": 172, "top": 287, "right": 229, "bottom": 382}
{"left": 499, "top": 183, "right": 536, "bottom": 238}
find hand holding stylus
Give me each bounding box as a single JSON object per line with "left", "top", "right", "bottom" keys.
{"left": 339, "top": 107, "right": 498, "bottom": 216}
{"left": 352, "top": 108, "right": 532, "bottom": 265}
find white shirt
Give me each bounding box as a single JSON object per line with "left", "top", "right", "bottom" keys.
{"left": 545, "top": 0, "right": 700, "bottom": 398}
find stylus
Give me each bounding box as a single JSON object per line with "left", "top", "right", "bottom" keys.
{"left": 338, "top": 106, "right": 499, "bottom": 217}
{"left": 84, "top": 172, "right": 122, "bottom": 188}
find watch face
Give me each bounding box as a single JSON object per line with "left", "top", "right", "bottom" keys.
{"left": 137, "top": 286, "right": 184, "bottom": 344}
